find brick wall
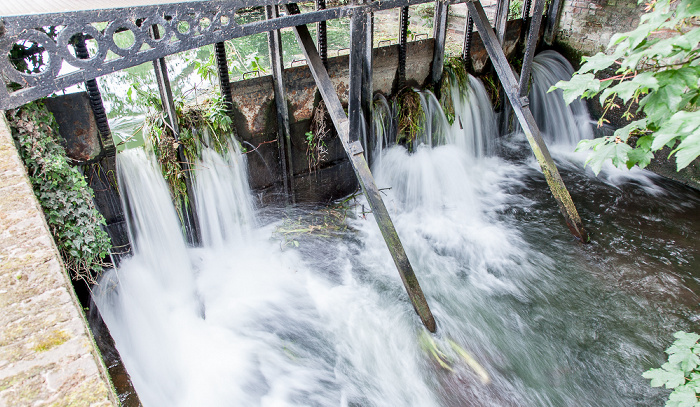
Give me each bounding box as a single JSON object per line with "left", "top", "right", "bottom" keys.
{"left": 556, "top": 0, "right": 645, "bottom": 56}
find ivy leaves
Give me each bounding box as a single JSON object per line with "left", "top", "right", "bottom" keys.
{"left": 644, "top": 331, "right": 700, "bottom": 407}
{"left": 7, "top": 102, "right": 111, "bottom": 284}
{"left": 551, "top": 0, "right": 700, "bottom": 173}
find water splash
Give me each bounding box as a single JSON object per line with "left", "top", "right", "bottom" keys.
{"left": 94, "top": 54, "right": 695, "bottom": 407}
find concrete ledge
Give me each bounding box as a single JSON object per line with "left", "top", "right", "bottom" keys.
{"left": 0, "top": 112, "right": 118, "bottom": 406}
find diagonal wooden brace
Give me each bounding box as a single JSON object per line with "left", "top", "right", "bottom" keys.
{"left": 466, "top": 0, "right": 589, "bottom": 242}
{"left": 286, "top": 4, "right": 437, "bottom": 332}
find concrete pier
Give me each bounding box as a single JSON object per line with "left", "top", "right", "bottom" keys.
{"left": 0, "top": 112, "right": 117, "bottom": 406}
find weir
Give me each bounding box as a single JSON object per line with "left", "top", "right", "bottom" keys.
{"left": 0, "top": 0, "right": 588, "bottom": 329}
{"left": 3, "top": 0, "right": 698, "bottom": 405}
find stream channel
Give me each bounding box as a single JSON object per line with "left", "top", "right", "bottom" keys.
{"left": 92, "top": 51, "right": 700, "bottom": 406}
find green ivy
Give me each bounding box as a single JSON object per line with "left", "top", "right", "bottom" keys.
{"left": 551, "top": 0, "right": 700, "bottom": 174}
{"left": 7, "top": 102, "right": 111, "bottom": 284}
{"left": 644, "top": 331, "right": 700, "bottom": 407}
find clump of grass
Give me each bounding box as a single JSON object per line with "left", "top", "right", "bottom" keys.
{"left": 439, "top": 57, "right": 470, "bottom": 125}
{"left": 395, "top": 89, "right": 425, "bottom": 152}
{"left": 306, "top": 100, "right": 332, "bottom": 173}
{"left": 145, "top": 96, "right": 234, "bottom": 220}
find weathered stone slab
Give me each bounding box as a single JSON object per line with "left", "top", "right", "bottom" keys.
{"left": 0, "top": 112, "right": 118, "bottom": 406}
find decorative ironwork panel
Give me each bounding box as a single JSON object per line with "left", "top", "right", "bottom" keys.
{"left": 0, "top": 0, "right": 450, "bottom": 109}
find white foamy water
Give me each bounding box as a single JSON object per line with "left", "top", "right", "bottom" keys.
{"left": 93, "top": 53, "right": 688, "bottom": 406}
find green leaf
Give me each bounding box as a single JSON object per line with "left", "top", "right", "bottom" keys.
{"left": 579, "top": 52, "right": 618, "bottom": 74}
{"left": 583, "top": 139, "right": 632, "bottom": 174}
{"left": 627, "top": 146, "right": 654, "bottom": 169}
{"left": 551, "top": 74, "right": 602, "bottom": 105}
{"left": 666, "top": 385, "right": 698, "bottom": 407}
{"left": 643, "top": 366, "right": 686, "bottom": 388}
{"left": 673, "top": 131, "right": 700, "bottom": 170}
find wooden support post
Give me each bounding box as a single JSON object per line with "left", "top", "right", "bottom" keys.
{"left": 431, "top": 1, "right": 449, "bottom": 93}
{"left": 544, "top": 0, "right": 563, "bottom": 45}
{"left": 494, "top": 0, "right": 510, "bottom": 45}
{"left": 151, "top": 26, "right": 201, "bottom": 245}
{"left": 519, "top": 0, "right": 545, "bottom": 98}
{"left": 287, "top": 4, "right": 437, "bottom": 332}
{"left": 266, "top": 5, "right": 295, "bottom": 203}
{"left": 466, "top": 0, "right": 589, "bottom": 242}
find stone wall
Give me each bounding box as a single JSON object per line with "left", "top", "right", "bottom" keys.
{"left": 0, "top": 113, "right": 118, "bottom": 406}
{"left": 555, "top": 0, "right": 645, "bottom": 57}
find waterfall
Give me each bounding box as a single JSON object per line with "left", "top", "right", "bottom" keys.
{"left": 94, "top": 53, "right": 685, "bottom": 406}
{"left": 529, "top": 50, "right": 595, "bottom": 146}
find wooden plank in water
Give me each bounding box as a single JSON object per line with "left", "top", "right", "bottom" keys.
{"left": 286, "top": 3, "right": 437, "bottom": 332}
{"left": 467, "top": 0, "right": 589, "bottom": 242}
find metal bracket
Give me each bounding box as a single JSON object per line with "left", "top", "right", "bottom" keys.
{"left": 349, "top": 140, "right": 364, "bottom": 156}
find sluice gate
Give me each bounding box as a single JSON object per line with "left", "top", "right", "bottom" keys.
{"left": 0, "top": 0, "right": 583, "bottom": 330}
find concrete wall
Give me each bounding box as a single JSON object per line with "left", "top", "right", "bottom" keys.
{"left": 230, "top": 39, "right": 436, "bottom": 204}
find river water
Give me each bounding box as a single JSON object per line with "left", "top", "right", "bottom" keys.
{"left": 93, "top": 51, "right": 700, "bottom": 406}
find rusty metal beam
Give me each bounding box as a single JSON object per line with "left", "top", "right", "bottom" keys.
{"left": 431, "top": 1, "right": 449, "bottom": 89}
{"left": 287, "top": 4, "right": 437, "bottom": 332}
{"left": 544, "top": 0, "right": 563, "bottom": 45}
{"left": 398, "top": 6, "right": 410, "bottom": 90}
{"left": 494, "top": 0, "right": 510, "bottom": 44}
{"left": 214, "top": 42, "right": 235, "bottom": 118}
{"left": 519, "top": 0, "right": 545, "bottom": 98}
{"left": 362, "top": 12, "right": 374, "bottom": 160}
{"left": 466, "top": 0, "right": 588, "bottom": 242}
{"left": 462, "top": 14, "right": 474, "bottom": 64}
{"left": 349, "top": 10, "right": 366, "bottom": 143}
{"left": 316, "top": 0, "right": 328, "bottom": 67}
{"left": 266, "top": 5, "right": 295, "bottom": 203}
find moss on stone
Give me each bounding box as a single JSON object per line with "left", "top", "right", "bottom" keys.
{"left": 32, "top": 329, "right": 71, "bottom": 353}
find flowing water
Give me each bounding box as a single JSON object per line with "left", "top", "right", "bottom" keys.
{"left": 93, "top": 51, "right": 700, "bottom": 406}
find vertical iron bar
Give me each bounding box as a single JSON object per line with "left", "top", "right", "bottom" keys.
{"left": 214, "top": 42, "right": 235, "bottom": 118}
{"left": 462, "top": 15, "right": 474, "bottom": 65}
{"left": 494, "top": 0, "right": 510, "bottom": 45}
{"left": 74, "top": 35, "right": 115, "bottom": 157}
{"left": 431, "top": 1, "right": 449, "bottom": 91}
{"left": 544, "top": 0, "right": 563, "bottom": 45}
{"left": 519, "top": 0, "right": 545, "bottom": 98}
{"left": 266, "top": 5, "right": 295, "bottom": 203}
{"left": 465, "top": 0, "right": 588, "bottom": 242}
{"left": 287, "top": 5, "right": 437, "bottom": 331}
{"left": 522, "top": 0, "right": 533, "bottom": 19}
{"left": 150, "top": 25, "right": 201, "bottom": 245}
{"left": 349, "top": 9, "right": 366, "bottom": 143}
{"left": 316, "top": 0, "right": 328, "bottom": 67}
{"left": 398, "top": 6, "right": 409, "bottom": 90}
